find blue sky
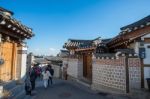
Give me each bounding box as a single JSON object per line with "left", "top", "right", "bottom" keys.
{"left": 0, "top": 0, "right": 150, "bottom": 55}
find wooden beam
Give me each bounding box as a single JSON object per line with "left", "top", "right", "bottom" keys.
{"left": 108, "top": 26, "right": 150, "bottom": 49}
{"left": 0, "top": 26, "right": 24, "bottom": 39}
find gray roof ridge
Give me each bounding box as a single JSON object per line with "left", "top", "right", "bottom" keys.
{"left": 121, "top": 15, "right": 150, "bottom": 30}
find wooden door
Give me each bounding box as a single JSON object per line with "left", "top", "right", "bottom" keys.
{"left": 83, "top": 53, "right": 92, "bottom": 80}
{"left": 83, "top": 54, "right": 87, "bottom": 77}
{"left": 0, "top": 42, "right": 16, "bottom": 82}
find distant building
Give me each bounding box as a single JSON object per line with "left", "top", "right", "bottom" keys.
{"left": 0, "top": 7, "right": 34, "bottom": 82}
{"left": 34, "top": 57, "right": 50, "bottom": 67}
{"left": 27, "top": 53, "right": 35, "bottom": 72}
{"left": 58, "top": 50, "right": 69, "bottom": 58}
{"left": 45, "top": 56, "right": 62, "bottom": 66}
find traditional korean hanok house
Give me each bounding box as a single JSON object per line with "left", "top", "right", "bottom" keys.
{"left": 107, "top": 15, "right": 150, "bottom": 89}
{"left": 58, "top": 50, "right": 69, "bottom": 58}
{"left": 63, "top": 37, "right": 110, "bottom": 83}
{"left": 0, "top": 7, "right": 34, "bottom": 82}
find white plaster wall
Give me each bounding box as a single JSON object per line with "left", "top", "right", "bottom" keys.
{"left": 129, "top": 42, "right": 140, "bottom": 55}
{"left": 52, "top": 65, "right": 61, "bottom": 78}
{"left": 67, "top": 59, "right": 79, "bottom": 78}
{"left": 144, "top": 67, "right": 150, "bottom": 89}
{"left": 21, "top": 47, "right": 27, "bottom": 79}
{"left": 141, "top": 33, "right": 150, "bottom": 89}
{"left": 141, "top": 33, "right": 150, "bottom": 39}
{"left": 143, "top": 44, "right": 150, "bottom": 64}
{"left": 134, "top": 42, "right": 140, "bottom": 54}
{"left": 78, "top": 59, "right": 83, "bottom": 78}
{"left": 62, "top": 59, "right": 68, "bottom": 68}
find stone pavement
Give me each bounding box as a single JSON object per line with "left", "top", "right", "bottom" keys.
{"left": 23, "top": 79, "right": 150, "bottom": 99}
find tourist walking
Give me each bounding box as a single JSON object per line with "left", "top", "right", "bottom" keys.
{"left": 42, "top": 68, "right": 51, "bottom": 88}
{"left": 25, "top": 74, "right": 32, "bottom": 95}
{"left": 30, "top": 67, "right": 37, "bottom": 90}
{"left": 47, "top": 64, "right": 54, "bottom": 86}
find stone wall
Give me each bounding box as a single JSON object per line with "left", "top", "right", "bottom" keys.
{"left": 62, "top": 54, "right": 142, "bottom": 93}
{"left": 92, "top": 56, "right": 142, "bottom": 92}
{"left": 92, "top": 57, "right": 126, "bottom": 91}
{"left": 128, "top": 58, "right": 141, "bottom": 89}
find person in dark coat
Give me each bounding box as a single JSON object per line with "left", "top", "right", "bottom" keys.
{"left": 30, "top": 67, "right": 37, "bottom": 90}
{"left": 47, "top": 64, "right": 54, "bottom": 86}
{"left": 25, "top": 74, "right": 32, "bottom": 95}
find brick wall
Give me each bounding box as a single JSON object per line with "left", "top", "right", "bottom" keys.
{"left": 92, "top": 57, "right": 126, "bottom": 91}
{"left": 128, "top": 58, "right": 141, "bottom": 89}
{"left": 92, "top": 55, "right": 142, "bottom": 92}
{"left": 62, "top": 54, "right": 142, "bottom": 93}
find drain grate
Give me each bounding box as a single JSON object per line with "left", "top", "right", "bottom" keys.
{"left": 59, "top": 92, "right": 72, "bottom": 98}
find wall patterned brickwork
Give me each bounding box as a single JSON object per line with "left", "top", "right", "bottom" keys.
{"left": 92, "top": 56, "right": 142, "bottom": 92}
{"left": 62, "top": 55, "right": 142, "bottom": 93}
{"left": 92, "top": 57, "right": 126, "bottom": 91}
{"left": 128, "top": 58, "right": 141, "bottom": 89}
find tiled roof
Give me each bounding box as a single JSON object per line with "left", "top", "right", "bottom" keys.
{"left": 121, "top": 15, "right": 150, "bottom": 30}
{"left": 64, "top": 37, "right": 110, "bottom": 51}
{"left": 45, "top": 56, "right": 62, "bottom": 61}
{"left": 64, "top": 39, "right": 92, "bottom": 48}
{"left": 107, "top": 15, "right": 150, "bottom": 47}
{"left": 0, "top": 7, "right": 13, "bottom": 15}
{"left": 0, "top": 7, "right": 34, "bottom": 39}
{"left": 59, "top": 50, "right": 69, "bottom": 58}
{"left": 64, "top": 37, "right": 99, "bottom": 49}
{"left": 34, "top": 58, "right": 49, "bottom": 64}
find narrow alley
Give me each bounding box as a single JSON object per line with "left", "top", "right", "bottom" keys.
{"left": 20, "top": 79, "right": 149, "bottom": 99}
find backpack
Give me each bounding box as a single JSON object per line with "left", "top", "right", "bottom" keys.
{"left": 35, "top": 68, "right": 41, "bottom": 75}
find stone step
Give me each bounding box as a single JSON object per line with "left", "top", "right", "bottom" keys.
{"left": 1, "top": 80, "right": 25, "bottom": 99}
{"left": 10, "top": 84, "right": 24, "bottom": 99}
{"left": 3, "top": 80, "right": 16, "bottom": 91}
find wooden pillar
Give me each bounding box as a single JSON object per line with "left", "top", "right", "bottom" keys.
{"left": 125, "top": 55, "right": 129, "bottom": 93}
{"left": 11, "top": 42, "right": 17, "bottom": 80}
{"left": 141, "top": 59, "right": 144, "bottom": 88}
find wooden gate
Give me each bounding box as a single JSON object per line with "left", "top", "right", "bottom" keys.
{"left": 83, "top": 53, "right": 92, "bottom": 81}
{"left": 0, "top": 42, "right": 17, "bottom": 82}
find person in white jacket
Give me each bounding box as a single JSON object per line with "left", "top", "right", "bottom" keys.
{"left": 42, "top": 68, "right": 51, "bottom": 88}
